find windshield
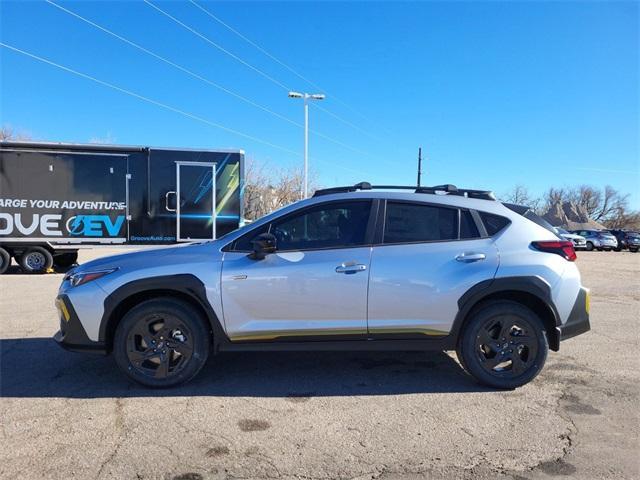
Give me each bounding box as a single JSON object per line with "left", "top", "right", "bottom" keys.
{"left": 556, "top": 227, "right": 569, "bottom": 235}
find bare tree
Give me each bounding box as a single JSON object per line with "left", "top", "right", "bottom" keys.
{"left": 0, "top": 125, "right": 31, "bottom": 141}
{"left": 501, "top": 185, "right": 541, "bottom": 212}
{"left": 243, "top": 158, "right": 319, "bottom": 221}
{"left": 567, "top": 185, "right": 602, "bottom": 219}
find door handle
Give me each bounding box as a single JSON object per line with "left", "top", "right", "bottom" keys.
{"left": 455, "top": 252, "right": 486, "bottom": 263}
{"left": 165, "top": 191, "right": 176, "bottom": 212}
{"left": 335, "top": 263, "right": 367, "bottom": 274}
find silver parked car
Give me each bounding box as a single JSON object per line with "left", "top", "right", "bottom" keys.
{"left": 571, "top": 229, "right": 618, "bottom": 251}
{"left": 555, "top": 227, "right": 587, "bottom": 250}
{"left": 55, "top": 183, "right": 590, "bottom": 389}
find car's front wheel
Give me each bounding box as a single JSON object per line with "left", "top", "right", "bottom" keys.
{"left": 456, "top": 301, "right": 548, "bottom": 389}
{"left": 585, "top": 242, "right": 594, "bottom": 251}
{"left": 113, "top": 298, "right": 210, "bottom": 388}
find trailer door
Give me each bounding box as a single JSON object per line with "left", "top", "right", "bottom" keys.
{"left": 176, "top": 161, "right": 216, "bottom": 242}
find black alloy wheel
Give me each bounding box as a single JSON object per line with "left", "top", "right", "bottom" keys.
{"left": 475, "top": 316, "right": 539, "bottom": 377}
{"left": 457, "top": 300, "right": 548, "bottom": 389}
{"left": 114, "top": 298, "right": 210, "bottom": 388}
{"left": 125, "top": 313, "right": 195, "bottom": 379}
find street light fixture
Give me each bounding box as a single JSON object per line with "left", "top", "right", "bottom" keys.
{"left": 288, "top": 91, "right": 325, "bottom": 198}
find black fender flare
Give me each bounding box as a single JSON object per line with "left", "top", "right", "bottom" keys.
{"left": 99, "top": 274, "right": 229, "bottom": 350}
{"left": 449, "top": 276, "right": 561, "bottom": 351}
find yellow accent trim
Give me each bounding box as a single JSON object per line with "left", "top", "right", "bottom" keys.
{"left": 585, "top": 289, "right": 590, "bottom": 315}
{"left": 368, "top": 327, "right": 448, "bottom": 336}
{"left": 56, "top": 299, "right": 70, "bottom": 322}
{"left": 230, "top": 328, "right": 367, "bottom": 342}
{"left": 229, "top": 326, "right": 448, "bottom": 342}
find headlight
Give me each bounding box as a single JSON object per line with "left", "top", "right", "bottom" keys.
{"left": 66, "top": 268, "right": 118, "bottom": 287}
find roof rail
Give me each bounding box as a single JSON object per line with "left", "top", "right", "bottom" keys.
{"left": 312, "top": 182, "right": 495, "bottom": 200}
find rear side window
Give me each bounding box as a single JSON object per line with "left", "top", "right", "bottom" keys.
{"left": 384, "top": 202, "right": 457, "bottom": 244}
{"left": 479, "top": 212, "right": 510, "bottom": 236}
{"left": 460, "top": 210, "right": 480, "bottom": 239}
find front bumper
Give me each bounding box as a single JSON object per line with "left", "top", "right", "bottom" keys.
{"left": 54, "top": 295, "right": 107, "bottom": 354}
{"left": 559, "top": 287, "right": 591, "bottom": 342}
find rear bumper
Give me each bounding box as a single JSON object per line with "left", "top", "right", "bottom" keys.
{"left": 53, "top": 295, "right": 107, "bottom": 355}
{"left": 559, "top": 287, "right": 591, "bottom": 342}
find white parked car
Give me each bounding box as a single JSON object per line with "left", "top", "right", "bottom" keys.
{"left": 555, "top": 227, "right": 587, "bottom": 250}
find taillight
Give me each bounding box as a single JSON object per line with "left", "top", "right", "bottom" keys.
{"left": 531, "top": 241, "right": 577, "bottom": 261}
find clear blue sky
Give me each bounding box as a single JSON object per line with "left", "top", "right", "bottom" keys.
{"left": 1, "top": 0, "right": 638, "bottom": 207}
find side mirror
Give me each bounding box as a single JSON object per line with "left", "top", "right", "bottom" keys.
{"left": 249, "top": 232, "right": 277, "bottom": 260}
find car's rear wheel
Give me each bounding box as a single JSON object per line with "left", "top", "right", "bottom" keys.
{"left": 585, "top": 242, "right": 594, "bottom": 251}
{"left": 456, "top": 301, "right": 548, "bottom": 389}
{"left": 113, "top": 298, "right": 210, "bottom": 388}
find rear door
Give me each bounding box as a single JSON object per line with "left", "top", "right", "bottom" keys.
{"left": 367, "top": 201, "right": 499, "bottom": 337}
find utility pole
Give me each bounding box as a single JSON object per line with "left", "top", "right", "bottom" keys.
{"left": 288, "top": 91, "right": 326, "bottom": 198}
{"left": 417, "top": 147, "right": 423, "bottom": 187}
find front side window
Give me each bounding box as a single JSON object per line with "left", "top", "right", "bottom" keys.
{"left": 383, "top": 202, "right": 458, "bottom": 244}
{"left": 231, "top": 223, "right": 269, "bottom": 251}
{"left": 271, "top": 201, "right": 372, "bottom": 251}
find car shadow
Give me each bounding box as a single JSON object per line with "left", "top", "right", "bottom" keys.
{"left": 0, "top": 337, "right": 493, "bottom": 398}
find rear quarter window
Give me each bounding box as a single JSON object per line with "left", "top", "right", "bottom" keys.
{"left": 478, "top": 212, "right": 511, "bottom": 236}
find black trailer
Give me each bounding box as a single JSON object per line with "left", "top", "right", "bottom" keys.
{"left": 0, "top": 141, "right": 244, "bottom": 273}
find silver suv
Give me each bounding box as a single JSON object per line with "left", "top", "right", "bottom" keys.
{"left": 54, "top": 183, "right": 590, "bottom": 389}
{"left": 571, "top": 230, "right": 618, "bottom": 251}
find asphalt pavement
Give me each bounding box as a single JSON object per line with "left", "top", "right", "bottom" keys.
{"left": 1, "top": 248, "right": 638, "bottom": 479}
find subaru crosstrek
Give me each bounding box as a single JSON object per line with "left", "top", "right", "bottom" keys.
{"left": 54, "top": 183, "right": 591, "bottom": 389}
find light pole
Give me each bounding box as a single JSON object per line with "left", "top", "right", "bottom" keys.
{"left": 288, "top": 91, "right": 325, "bottom": 198}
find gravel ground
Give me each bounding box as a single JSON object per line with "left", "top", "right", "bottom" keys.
{"left": 0, "top": 249, "right": 638, "bottom": 480}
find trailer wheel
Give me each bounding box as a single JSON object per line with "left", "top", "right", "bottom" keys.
{"left": 55, "top": 252, "right": 78, "bottom": 268}
{"left": 0, "top": 247, "right": 11, "bottom": 274}
{"left": 19, "top": 247, "right": 54, "bottom": 274}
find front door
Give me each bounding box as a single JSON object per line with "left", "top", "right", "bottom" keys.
{"left": 220, "top": 200, "right": 375, "bottom": 341}
{"left": 176, "top": 162, "right": 216, "bottom": 242}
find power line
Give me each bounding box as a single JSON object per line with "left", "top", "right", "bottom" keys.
{"left": 154, "top": 0, "right": 383, "bottom": 144}
{"left": 311, "top": 103, "right": 379, "bottom": 141}
{"left": 45, "top": 1, "right": 298, "bottom": 128}
{"left": 44, "top": 0, "right": 373, "bottom": 158}
{"left": 188, "top": 0, "right": 389, "bottom": 139}
{"left": 0, "top": 42, "right": 297, "bottom": 155}
{"left": 0, "top": 42, "right": 370, "bottom": 177}
{"left": 143, "top": 0, "right": 290, "bottom": 91}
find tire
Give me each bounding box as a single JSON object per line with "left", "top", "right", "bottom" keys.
{"left": 113, "top": 298, "right": 211, "bottom": 388}
{"left": 596, "top": 247, "right": 603, "bottom": 251}
{"left": 0, "top": 247, "right": 11, "bottom": 274}
{"left": 19, "top": 247, "right": 54, "bottom": 274}
{"left": 54, "top": 252, "right": 78, "bottom": 268}
{"left": 631, "top": 248, "right": 638, "bottom": 253}
{"left": 456, "top": 300, "right": 548, "bottom": 389}
{"left": 585, "top": 242, "right": 594, "bottom": 251}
